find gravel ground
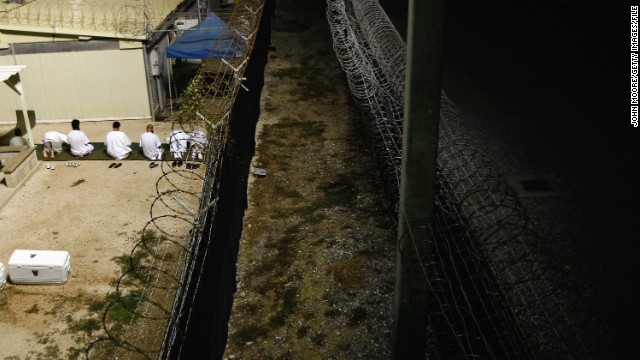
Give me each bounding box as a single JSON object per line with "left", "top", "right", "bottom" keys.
{"left": 224, "top": 1, "right": 397, "bottom": 358}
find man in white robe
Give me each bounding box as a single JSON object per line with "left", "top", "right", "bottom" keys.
{"left": 9, "top": 128, "right": 29, "bottom": 147}
{"left": 42, "top": 131, "right": 68, "bottom": 159}
{"left": 166, "top": 129, "right": 190, "bottom": 166}
{"left": 140, "top": 124, "right": 164, "bottom": 161}
{"left": 105, "top": 121, "right": 132, "bottom": 160}
{"left": 67, "top": 119, "right": 94, "bottom": 158}
{"left": 188, "top": 129, "right": 208, "bottom": 160}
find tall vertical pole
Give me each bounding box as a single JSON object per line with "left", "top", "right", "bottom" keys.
{"left": 6, "top": 73, "right": 35, "bottom": 147}
{"left": 19, "top": 88, "right": 34, "bottom": 147}
{"left": 10, "top": 46, "right": 34, "bottom": 147}
{"left": 392, "top": 0, "right": 444, "bottom": 358}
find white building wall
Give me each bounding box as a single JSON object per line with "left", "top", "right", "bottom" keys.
{"left": 0, "top": 46, "right": 151, "bottom": 123}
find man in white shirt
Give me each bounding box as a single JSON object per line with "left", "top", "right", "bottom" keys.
{"left": 139, "top": 124, "right": 163, "bottom": 161}
{"left": 105, "top": 121, "right": 132, "bottom": 160}
{"left": 166, "top": 129, "right": 190, "bottom": 166}
{"left": 9, "top": 128, "right": 29, "bottom": 147}
{"left": 188, "top": 129, "right": 208, "bottom": 160}
{"left": 42, "top": 131, "right": 68, "bottom": 159}
{"left": 67, "top": 119, "right": 94, "bottom": 158}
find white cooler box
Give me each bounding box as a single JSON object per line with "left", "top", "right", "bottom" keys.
{"left": 8, "top": 250, "right": 71, "bottom": 285}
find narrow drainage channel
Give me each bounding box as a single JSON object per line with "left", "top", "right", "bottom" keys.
{"left": 173, "top": 1, "right": 275, "bottom": 359}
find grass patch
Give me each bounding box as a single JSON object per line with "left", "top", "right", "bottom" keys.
{"left": 274, "top": 117, "right": 325, "bottom": 138}
{"left": 271, "top": 66, "right": 327, "bottom": 98}
{"left": 297, "top": 177, "right": 358, "bottom": 216}
{"left": 253, "top": 231, "right": 299, "bottom": 278}
{"left": 42, "top": 344, "right": 61, "bottom": 359}
{"left": 264, "top": 237, "right": 290, "bottom": 252}
{"left": 111, "top": 239, "right": 153, "bottom": 286}
{"left": 270, "top": 209, "right": 293, "bottom": 219}
{"left": 262, "top": 137, "right": 287, "bottom": 147}
{"left": 311, "top": 332, "right": 326, "bottom": 346}
{"left": 328, "top": 257, "right": 367, "bottom": 288}
{"left": 88, "top": 299, "right": 106, "bottom": 313}
{"left": 319, "top": 177, "right": 358, "bottom": 207}
{"left": 324, "top": 308, "right": 341, "bottom": 318}
{"left": 247, "top": 231, "right": 302, "bottom": 333}
{"left": 268, "top": 286, "right": 298, "bottom": 328}
{"left": 274, "top": 184, "right": 303, "bottom": 199}
{"left": 296, "top": 325, "right": 310, "bottom": 338}
{"left": 263, "top": 103, "right": 280, "bottom": 112}
{"left": 107, "top": 291, "right": 142, "bottom": 324}
{"left": 67, "top": 316, "right": 101, "bottom": 335}
{"left": 301, "top": 213, "right": 326, "bottom": 227}
{"left": 233, "top": 324, "right": 269, "bottom": 344}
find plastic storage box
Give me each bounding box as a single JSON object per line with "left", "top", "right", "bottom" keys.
{"left": 8, "top": 249, "right": 71, "bottom": 285}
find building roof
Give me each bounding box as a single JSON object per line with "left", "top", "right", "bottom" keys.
{"left": 0, "top": 0, "right": 189, "bottom": 40}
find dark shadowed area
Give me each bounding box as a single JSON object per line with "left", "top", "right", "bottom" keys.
{"left": 383, "top": 0, "right": 637, "bottom": 358}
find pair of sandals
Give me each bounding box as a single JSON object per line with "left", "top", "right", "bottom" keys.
{"left": 108, "top": 163, "right": 122, "bottom": 168}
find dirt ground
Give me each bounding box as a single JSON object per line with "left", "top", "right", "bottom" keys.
{"left": 223, "top": 1, "right": 397, "bottom": 359}
{"left": 0, "top": 119, "right": 204, "bottom": 359}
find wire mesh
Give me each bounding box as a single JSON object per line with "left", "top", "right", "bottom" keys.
{"left": 0, "top": 0, "right": 188, "bottom": 38}
{"left": 157, "top": 1, "right": 265, "bottom": 359}
{"left": 327, "top": 0, "right": 588, "bottom": 358}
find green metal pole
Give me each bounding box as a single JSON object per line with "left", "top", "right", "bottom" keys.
{"left": 392, "top": 0, "right": 444, "bottom": 358}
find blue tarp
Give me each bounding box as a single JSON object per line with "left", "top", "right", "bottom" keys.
{"left": 166, "top": 13, "right": 243, "bottom": 59}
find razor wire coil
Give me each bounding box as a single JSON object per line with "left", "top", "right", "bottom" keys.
{"left": 327, "top": 0, "right": 588, "bottom": 358}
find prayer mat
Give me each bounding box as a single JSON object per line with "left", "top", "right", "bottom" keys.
{"left": 35, "top": 143, "right": 167, "bottom": 161}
